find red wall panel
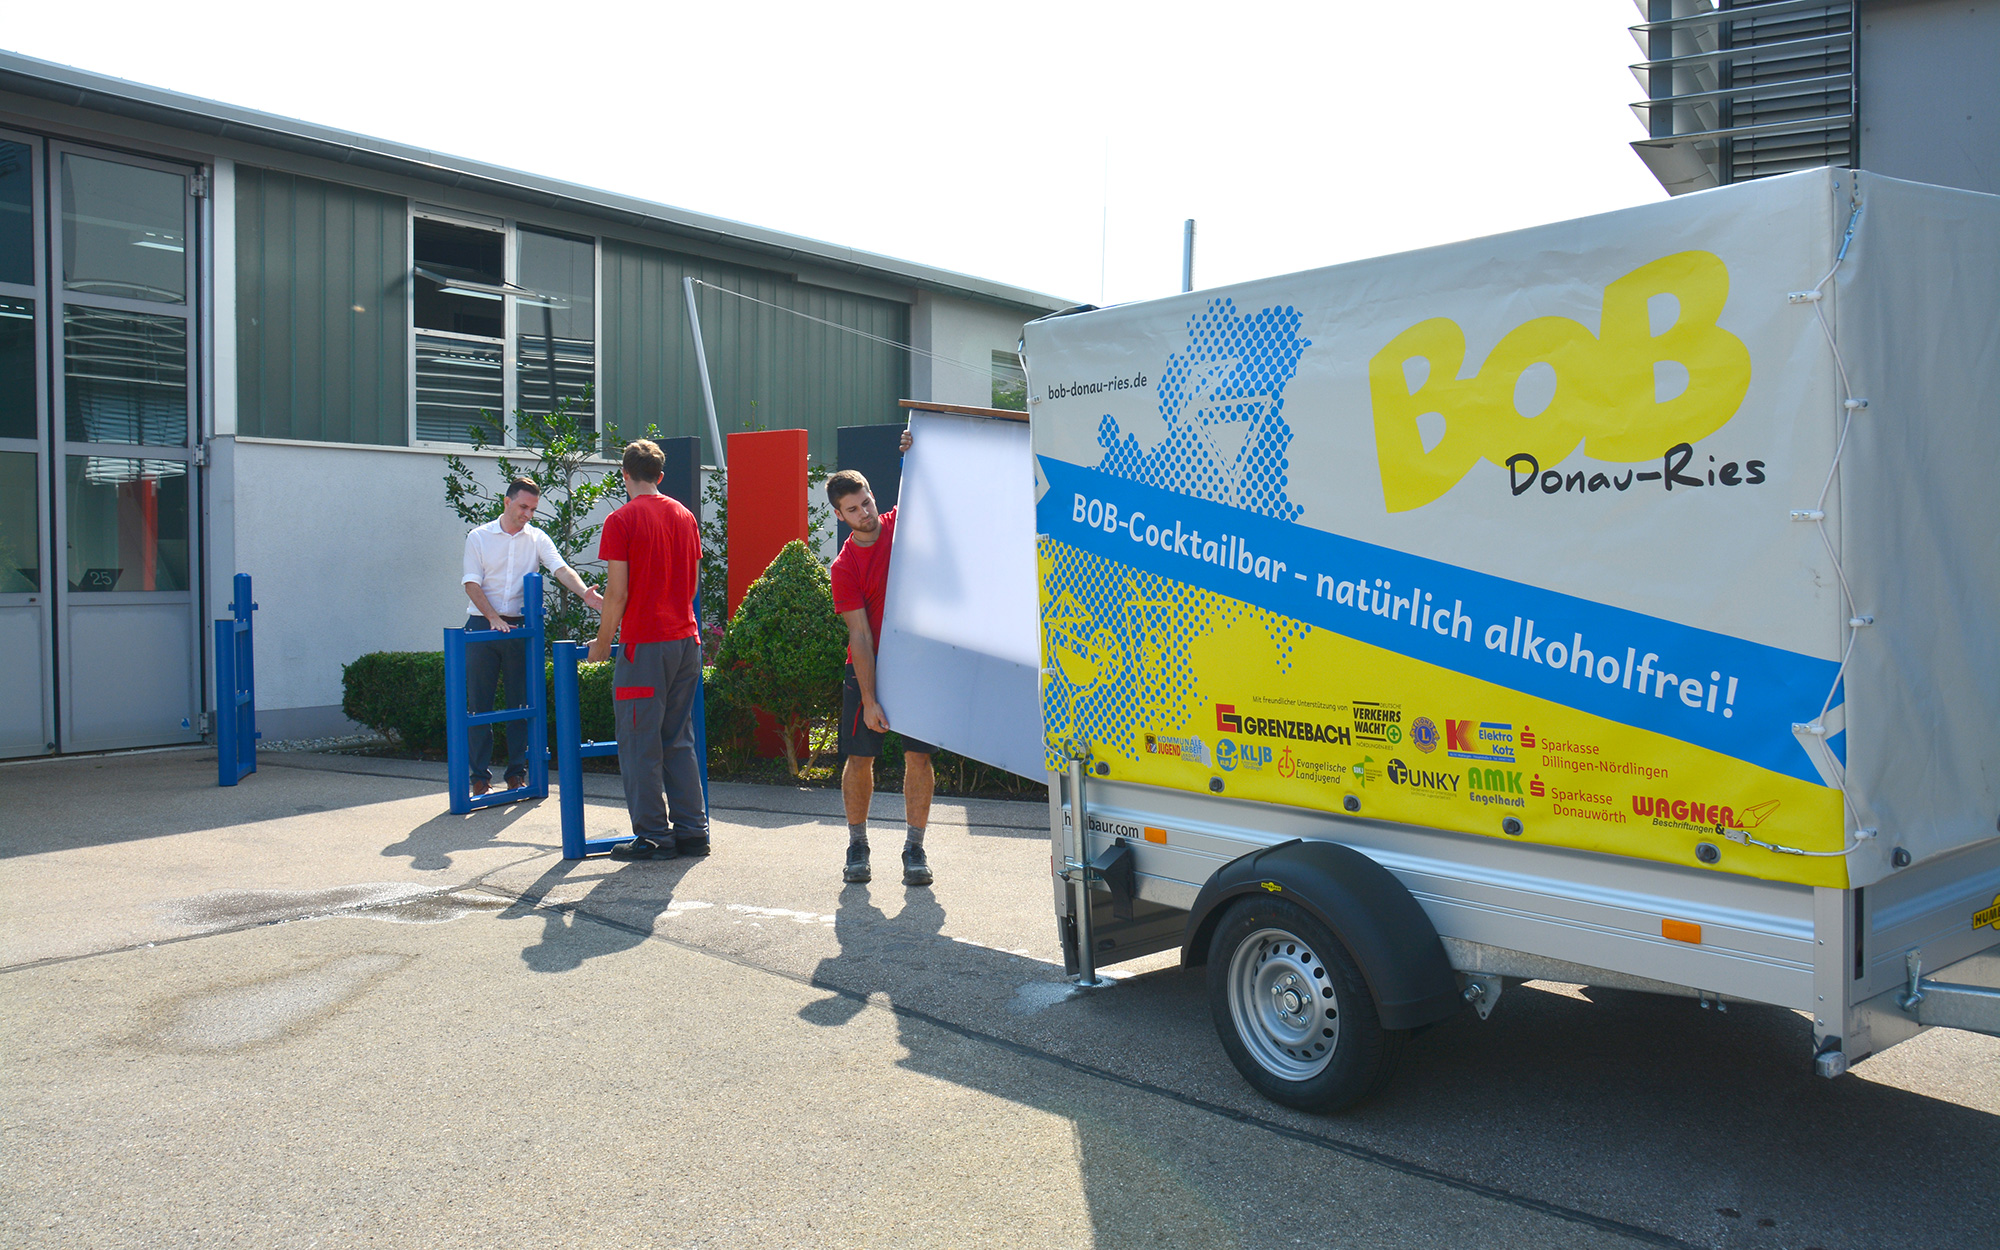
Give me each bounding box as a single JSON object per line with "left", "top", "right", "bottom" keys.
{"left": 726, "top": 429, "right": 809, "bottom": 617}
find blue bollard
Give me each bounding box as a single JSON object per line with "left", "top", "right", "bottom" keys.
{"left": 216, "top": 573, "right": 259, "bottom": 787}
{"left": 445, "top": 571, "right": 550, "bottom": 815}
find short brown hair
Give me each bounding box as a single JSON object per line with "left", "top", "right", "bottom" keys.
{"left": 622, "top": 439, "right": 665, "bottom": 484}
{"left": 826, "top": 469, "right": 870, "bottom": 505}
{"left": 504, "top": 476, "right": 540, "bottom": 499}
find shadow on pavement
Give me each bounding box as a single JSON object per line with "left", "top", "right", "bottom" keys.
{"left": 0, "top": 752, "right": 455, "bottom": 858}
{"left": 779, "top": 881, "right": 2000, "bottom": 1249}
{"left": 798, "top": 883, "right": 947, "bottom": 1028}
{"left": 378, "top": 799, "right": 550, "bottom": 871}
{"left": 498, "top": 855, "right": 700, "bottom": 974}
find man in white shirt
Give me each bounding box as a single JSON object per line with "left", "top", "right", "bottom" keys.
{"left": 462, "top": 477, "right": 603, "bottom": 795}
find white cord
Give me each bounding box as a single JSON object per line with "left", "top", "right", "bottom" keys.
{"left": 689, "top": 280, "right": 996, "bottom": 379}
{"left": 1767, "top": 186, "right": 1875, "bottom": 859}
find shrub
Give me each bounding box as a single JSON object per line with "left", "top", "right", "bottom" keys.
{"left": 710, "top": 541, "right": 847, "bottom": 776}
{"left": 342, "top": 651, "right": 718, "bottom": 763}
{"left": 342, "top": 652, "right": 449, "bottom": 755}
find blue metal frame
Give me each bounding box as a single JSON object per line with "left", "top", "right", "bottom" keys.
{"left": 215, "top": 573, "right": 259, "bottom": 787}
{"left": 551, "top": 592, "right": 710, "bottom": 860}
{"left": 445, "top": 572, "right": 550, "bottom": 814}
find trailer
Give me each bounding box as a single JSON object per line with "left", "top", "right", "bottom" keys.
{"left": 882, "top": 168, "right": 1999, "bottom": 1112}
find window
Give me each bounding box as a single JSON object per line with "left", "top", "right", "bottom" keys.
{"left": 411, "top": 212, "right": 596, "bottom": 447}
{"left": 414, "top": 216, "right": 505, "bottom": 445}
{"left": 514, "top": 227, "right": 594, "bottom": 434}
{"left": 0, "top": 141, "right": 30, "bottom": 287}
{"left": 992, "top": 349, "right": 1026, "bottom": 411}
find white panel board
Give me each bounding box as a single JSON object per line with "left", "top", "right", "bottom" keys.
{"left": 874, "top": 410, "right": 1042, "bottom": 778}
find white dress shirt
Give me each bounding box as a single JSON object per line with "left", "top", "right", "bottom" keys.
{"left": 463, "top": 520, "right": 569, "bottom": 617}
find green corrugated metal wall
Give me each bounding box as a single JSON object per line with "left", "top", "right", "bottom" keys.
{"left": 600, "top": 239, "right": 908, "bottom": 463}
{"left": 236, "top": 168, "right": 408, "bottom": 444}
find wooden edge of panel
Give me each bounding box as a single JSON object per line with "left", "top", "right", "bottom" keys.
{"left": 898, "top": 399, "right": 1029, "bottom": 422}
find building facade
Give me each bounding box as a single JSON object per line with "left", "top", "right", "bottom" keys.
{"left": 1629, "top": 0, "right": 1998, "bottom": 196}
{"left": 0, "top": 52, "right": 1068, "bottom": 757}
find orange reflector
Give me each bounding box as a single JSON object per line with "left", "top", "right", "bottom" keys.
{"left": 1143, "top": 827, "right": 1168, "bottom": 844}
{"left": 1662, "top": 918, "right": 1702, "bottom": 944}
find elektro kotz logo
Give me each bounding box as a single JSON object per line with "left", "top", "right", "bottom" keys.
{"left": 1411, "top": 717, "right": 1439, "bottom": 753}
{"left": 1387, "top": 757, "right": 1461, "bottom": 794}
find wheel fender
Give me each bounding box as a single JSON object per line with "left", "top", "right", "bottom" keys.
{"left": 1183, "top": 838, "right": 1461, "bottom": 1031}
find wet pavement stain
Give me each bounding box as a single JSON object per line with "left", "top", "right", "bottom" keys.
{"left": 160, "top": 883, "right": 509, "bottom": 930}
{"left": 139, "top": 952, "right": 413, "bottom": 1053}
{"left": 351, "top": 891, "right": 512, "bottom": 924}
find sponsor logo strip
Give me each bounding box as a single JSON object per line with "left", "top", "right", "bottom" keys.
{"left": 1039, "top": 456, "right": 1837, "bottom": 786}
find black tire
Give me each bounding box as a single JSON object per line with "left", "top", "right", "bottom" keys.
{"left": 1205, "top": 896, "right": 1406, "bottom": 1113}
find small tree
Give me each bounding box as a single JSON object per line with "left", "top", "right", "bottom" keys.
{"left": 695, "top": 457, "right": 837, "bottom": 650}
{"left": 710, "top": 540, "right": 847, "bottom": 776}
{"left": 442, "top": 390, "right": 622, "bottom": 645}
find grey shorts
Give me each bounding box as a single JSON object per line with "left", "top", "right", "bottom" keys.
{"left": 839, "top": 664, "right": 936, "bottom": 758}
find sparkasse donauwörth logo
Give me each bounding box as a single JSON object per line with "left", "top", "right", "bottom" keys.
{"left": 1411, "top": 716, "right": 1439, "bottom": 753}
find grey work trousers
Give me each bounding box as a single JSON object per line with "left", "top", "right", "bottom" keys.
{"left": 614, "top": 637, "right": 707, "bottom": 839}
{"left": 463, "top": 617, "right": 527, "bottom": 782}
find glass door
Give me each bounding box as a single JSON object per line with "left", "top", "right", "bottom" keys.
{"left": 0, "top": 129, "right": 53, "bottom": 757}
{"left": 49, "top": 141, "right": 201, "bottom": 752}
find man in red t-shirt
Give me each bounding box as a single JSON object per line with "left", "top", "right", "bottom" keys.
{"left": 826, "top": 432, "right": 934, "bottom": 887}
{"left": 588, "top": 439, "right": 705, "bottom": 861}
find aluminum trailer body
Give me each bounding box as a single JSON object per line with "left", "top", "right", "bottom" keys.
{"left": 1014, "top": 168, "right": 1999, "bottom": 1109}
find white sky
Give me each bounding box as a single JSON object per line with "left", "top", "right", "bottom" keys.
{"left": 6, "top": 0, "right": 1667, "bottom": 306}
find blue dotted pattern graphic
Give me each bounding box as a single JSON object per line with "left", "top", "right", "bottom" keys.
{"left": 1042, "top": 536, "right": 1313, "bottom": 767}
{"left": 1096, "top": 299, "right": 1310, "bottom": 522}
{"left": 1044, "top": 300, "right": 1317, "bottom": 765}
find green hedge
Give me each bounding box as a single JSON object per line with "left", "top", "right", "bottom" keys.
{"left": 337, "top": 649, "right": 1032, "bottom": 794}
{"left": 341, "top": 650, "right": 751, "bottom": 762}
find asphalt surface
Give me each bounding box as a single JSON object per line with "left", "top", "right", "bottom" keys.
{"left": 1, "top": 749, "right": 1994, "bottom": 1249}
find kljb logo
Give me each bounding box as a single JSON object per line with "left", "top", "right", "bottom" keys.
{"left": 1216, "top": 704, "right": 1242, "bottom": 734}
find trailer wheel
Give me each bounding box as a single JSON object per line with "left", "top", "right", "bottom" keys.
{"left": 1207, "top": 897, "right": 1405, "bottom": 1112}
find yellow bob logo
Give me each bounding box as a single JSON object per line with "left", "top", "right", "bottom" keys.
{"left": 1368, "top": 252, "right": 1752, "bottom": 513}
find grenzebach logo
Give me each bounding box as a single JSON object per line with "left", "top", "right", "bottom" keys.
{"left": 1216, "top": 704, "right": 1350, "bottom": 745}
{"left": 1386, "top": 758, "right": 1460, "bottom": 793}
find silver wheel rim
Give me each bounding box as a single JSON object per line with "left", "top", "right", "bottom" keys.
{"left": 1227, "top": 926, "right": 1339, "bottom": 1080}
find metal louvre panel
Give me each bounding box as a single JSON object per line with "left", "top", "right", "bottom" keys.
{"left": 414, "top": 333, "right": 503, "bottom": 444}
{"left": 514, "top": 332, "right": 594, "bottom": 432}
{"left": 1631, "top": 0, "right": 1854, "bottom": 192}
{"left": 1724, "top": 4, "right": 1854, "bottom": 181}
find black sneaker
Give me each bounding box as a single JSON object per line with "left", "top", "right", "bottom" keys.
{"left": 843, "top": 844, "right": 871, "bottom": 883}
{"left": 611, "top": 836, "right": 678, "bottom": 862}
{"left": 902, "top": 845, "right": 933, "bottom": 887}
{"left": 674, "top": 833, "right": 711, "bottom": 857}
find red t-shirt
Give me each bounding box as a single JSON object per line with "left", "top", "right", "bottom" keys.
{"left": 829, "top": 505, "right": 898, "bottom": 661}
{"left": 598, "top": 493, "right": 700, "bottom": 645}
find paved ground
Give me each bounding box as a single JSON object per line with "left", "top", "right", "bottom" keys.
{"left": 2, "top": 749, "right": 1994, "bottom": 1249}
